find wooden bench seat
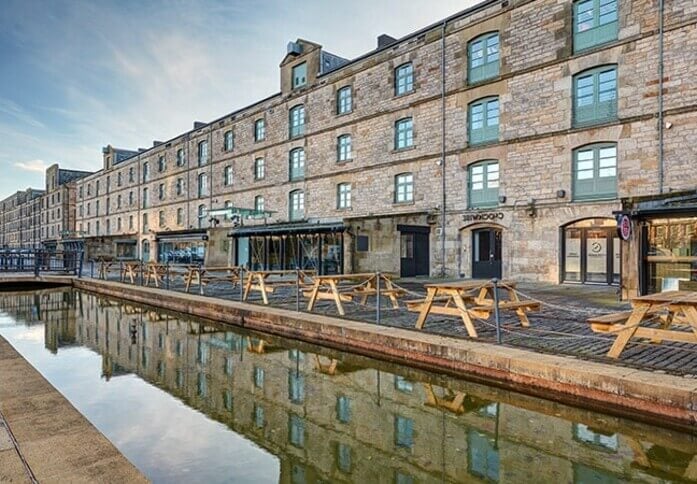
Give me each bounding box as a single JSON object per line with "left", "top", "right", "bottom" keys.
{"left": 471, "top": 301, "right": 541, "bottom": 312}
{"left": 587, "top": 307, "right": 666, "bottom": 333}
{"left": 405, "top": 297, "right": 452, "bottom": 311}
{"left": 349, "top": 288, "right": 405, "bottom": 297}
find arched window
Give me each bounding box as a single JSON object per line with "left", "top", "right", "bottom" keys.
{"left": 198, "top": 204, "right": 207, "bottom": 229}
{"left": 468, "top": 160, "right": 500, "bottom": 208}
{"left": 573, "top": 65, "right": 617, "bottom": 126}
{"left": 289, "top": 105, "right": 305, "bottom": 138}
{"left": 142, "top": 162, "right": 149, "bottom": 182}
{"left": 289, "top": 190, "right": 304, "bottom": 221}
{"left": 572, "top": 143, "right": 617, "bottom": 200}
{"left": 289, "top": 148, "right": 305, "bottom": 181}
{"left": 573, "top": 0, "right": 618, "bottom": 52}
{"left": 394, "top": 118, "right": 413, "bottom": 150}
{"left": 468, "top": 97, "right": 499, "bottom": 145}
{"left": 198, "top": 140, "right": 208, "bottom": 166}
{"left": 198, "top": 173, "right": 208, "bottom": 198}
{"left": 254, "top": 195, "right": 265, "bottom": 213}
{"left": 394, "top": 63, "right": 414, "bottom": 95}
{"left": 394, "top": 173, "right": 414, "bottom": 203}
{"left": 468, "top": 32, "right": 500, "bottom": 84}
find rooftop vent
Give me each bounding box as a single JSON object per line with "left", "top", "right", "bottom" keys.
{"left": 287, "top": 41, "right": 303, "bottom": 56}
{"left": 193, "top": 121, "right": 206, "bottom": 130}
{"left": 153, "top": 140, "right": 163, "bottom": 147}
{"left": 377, "top": 34, "right": 398, "bottom": 49}
{"left": 138, "top": 148, "right": 147, "bottom": 153}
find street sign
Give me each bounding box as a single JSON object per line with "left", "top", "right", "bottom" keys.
{"left": 617, "top": 214, "right": 632, "bottom": 241}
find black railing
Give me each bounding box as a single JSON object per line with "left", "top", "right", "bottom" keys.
{"left": 0, "top": 250, "right": 83, "bottom": 276}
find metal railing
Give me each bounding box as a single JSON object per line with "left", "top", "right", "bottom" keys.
{"left": 0, "top": 250, "right": 83, "bottom": 276}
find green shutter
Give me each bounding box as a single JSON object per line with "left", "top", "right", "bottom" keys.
{"left": 469, "top": 161, "right": 500, "bottom": 208}
{"left": 468, "top": 33, "right": 500, "bottom": 84}
{"left": 573, "top": 144, "right": 617, "bottom": 200}
{"left": 573, "top": 67, "right": 617, "bottom": 127}
{"left": 573, "top": 0, "right": 618, "bottom": 52}
{"left": 469, "top": 98, "right": 499, "bottom": 146}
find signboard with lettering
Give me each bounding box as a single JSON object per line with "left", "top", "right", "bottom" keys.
{"left": 462, "top": 212, "right": 504, "bottom": 222}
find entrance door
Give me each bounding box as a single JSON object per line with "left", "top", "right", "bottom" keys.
{"left": 399, "top": 227, "right": 430, "bottom": 277}
{"left": 472, "top": 228, "right": 502, "bottom": 279}
{"left": 562, "top": 221, "right": 619, "bottom": 285}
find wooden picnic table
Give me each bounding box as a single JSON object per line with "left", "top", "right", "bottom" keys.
{"left": 588, "top": 290, "right": 697, "bottom": 358}
{"left": 183, "top": 265, "right": 242, "bottom": 293}
{"left": 304, "top": 272, "right": 402, "bottom": 316}
{"left": 97, "top": 259, "right": 113, "bottom": 280}
{"left": 143, "top": 263, "right": 169, "bottom": 287}
{"left": 242, "top": 269, "right": 316, "bottom": 305}
{"left": 120, "top": 261, "right": 142, "bottom": 284}
{"left": 407, "top": 280, "right": 539, "bottom": 338}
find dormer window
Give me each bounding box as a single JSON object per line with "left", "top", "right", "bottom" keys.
{"left": 292, "top": 62, "right": 307, "bottom": 89}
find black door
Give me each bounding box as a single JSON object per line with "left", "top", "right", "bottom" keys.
{"left": 399, "top": 227, "right": 430, "bottom": 277}
{"left": 472, "top": 228, "right": 502, "bottom": 279}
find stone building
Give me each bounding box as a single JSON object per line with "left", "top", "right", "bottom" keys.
{"left": 0, "top": 188, "right": 44, "bottom": 248}
{"left": 45, "top": 0, "right": 697, "bottom": 294}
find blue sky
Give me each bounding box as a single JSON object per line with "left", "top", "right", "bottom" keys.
{"left": 0, "top": 0, "right": 472, "bottom": 199}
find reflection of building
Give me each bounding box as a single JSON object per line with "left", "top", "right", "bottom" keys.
{"left": 15, "top": 289, "right": 693, "bottom": 484}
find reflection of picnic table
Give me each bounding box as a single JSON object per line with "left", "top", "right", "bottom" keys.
{"left": 588, "top": 290, "right": 697, "bottom": 358}
{"left": 183, "top": 265, "right": 241, "bottom": 293}
{"left": 242, "top": 270, "right": 316, "bottom": 305}
{"left": 304, "top": 273, "right": 403, "bottom": 316}
{"left": 406, "top": 280, "right": 539, "bottom": 338}
{"left": 120, "top": 261, "right": 141, "bottom": 284}
{"left": 97, "top": 259, "right": 113, "bottom": 280}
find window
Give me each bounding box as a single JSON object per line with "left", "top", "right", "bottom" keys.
{"left": 224, "top": 166, "right": 233, "bottom": 186}
{"left": 395, "top": 63, "right": 414, "bottom": 95}
{"left": 289, "top": 105, "right": 305, "bottom": 138}
{"left": 574, "top": 0, "right": 618, "bottom": 52}
{"left": 573, "top": 143, "right": 617, "bottom": 200}
{"left": 129, "top": 191, "right": 134, "bottom": 206}
{"left": 105, "top": 219, "right": 111, "bottom": 235}
{"left": 142, "top": 188, "right": 148, "bottom": 208}
{"left": 292, "top": 62, "right": 307, "bottom": 89}
{"left": 224, "top": 130, "right": 234, "bottom": 151}
{"left": 105, "top": 198, "right": 110, "bottom": 215}
{"left": 198, "top": 140, "right": 208, "bottom": 166}
{"left": 143, "top": 162, "right": 150, "bottom": 182}
{"left": 289, "top": 148, "right": 305, "bottom": 181}
{"left": 158, "top": 155, "right": 166, "bottom": 172}
{"left": 469, "top": 97, "right": 499, "bottom": 145}
{"left": 573, "top": 66, "right": 617, "bottom": 126}
{"left": 106, "top": 176, "right": 110, "bottom": 193}
{"left": 337, "top": 134, "right": 352, "bottom": 161}
{"left": 335, "top": 443, "right": 352, "bottom": 474}
{"left": 337, "top": 86, "right": 352, "bottom": 114}
{"left": 158, "top": 183, "right": 165, "bottom": 200}
{"left": 336, "top": 396, "right": 351, "bottom": 423}
{"left": 142, "top": 213, "right": 149, "bottom": 232}
{"left": 96, "top": 180, "right": 100, "bottom": 196}
{"left": 176, "top": 208, "right": 183, "bottom": 226}
{"left": 288, "top": 371, "right": 305, "bottom": 404}
{"left": 337, "top": 183, "right": 351, "bottom": 209}
{"left": 253, "top": 366, "right": 265, "bottom": 388}
{"left": 289, "top": 190, "right": 304, "bottom": 221}
{"left": 79, "top": 205, "right": 83, "bottom": 217}
{"left": 117, "top": 173, "right": 122, "bottom": 187}
{"left": 116, "top": 194, "right": 121, "bottom": 209}
{"left": 254, "top": 404, "right": 265, "bottom": 429}
{"left": 469, "top": 160, "right": 500, "bottom": 208}
{"left": 79, "top": 186, "right": 83, "bottom": 198}
{"left": 573, "top": 423, "right": 619, "bottom": 451}
{"left": 176, "top": 148, "right": 185, "bottom": 166}
{"left": 87, "top": 183, "right": 92, "bottom": 196}
{"left": 197, "top": 204, "right": 207, "bottom": 229}
{"left": 176, "top": 178, "right": 184, "bottom": 196}
{"left": 468, "top": 430, "right": 500, "bottom": 482}
{"left": 356, "top": 235, "right": 369, "bottom": 252}
{"left": 198, "top": 173, "right": 208, "bottom": 198}
{"left": 96, "top": 220, "right": 100, "bottom": 235}
{"left": 394, "top": 415, "right": 414, "bottom": 449}
{"left": 254, "top": 158, "right": 265, "bottom": 180}
{"left": 254, "top": 118, "right": 265, "bottom": 142}
{"left": 394, "top": 375, "right": 413, "bottom": 393}
{"left": 394, "top": 118, "right": 413, "bottom": 150}
{"left": 254, "top": 196, "right": 265, "bottom": 213}
{"left": 159, "top": 210, "right": 165, "bottom": 228}
{"left": 117, "top": 218, "right": 122, "bottom": 231}
{"left": 129, "top": 215, "right": 134, "bottom": 230}
{"left": 394, "top": 173, "right": 414, "bottom": 203}
{"left": 468, "top": 32, "right": 500, "bottom": 83}
{"left": 289, "top": 415, "right": 305, "bottom": 448}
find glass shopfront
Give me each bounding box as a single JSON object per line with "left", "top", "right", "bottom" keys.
{"left": 232, "top": 225, "right": 344, "bottom": 275}
{"left": 562, "top": 218, "right": 620, "bottom": 285}
{"left": 156, "top": 232, "right": 207, "bottom": 264}
{"left": 115, "top": 241, "right": 137, "bottom": 260}
{"left": 645, "top": 217, "right": 697, "bottom": 293}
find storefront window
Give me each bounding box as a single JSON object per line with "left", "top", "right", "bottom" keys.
{"left": 646, "top": 217, "right": 697, "bottom": 293}
{"left": 116, "top": 242, "right": 137, "bottom": 260}
{"left": 562, "top": 218, "right": 619, "bottom": 285}
{"left": 158, "top": 240, "right": 206, "bottom": 264}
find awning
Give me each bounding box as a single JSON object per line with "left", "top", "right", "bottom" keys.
{"left": 114, "top": 239, "right": 137, "bottom": 245}
{"left": 229, "top": 221, "right": 345, "bottom": 237}
{"left": 155, "top": 229, "right": 208, "bottom": 242}
{"left": 619, "top": 190, "right": 697, "bottom": 218}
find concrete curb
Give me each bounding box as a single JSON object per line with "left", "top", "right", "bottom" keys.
{"left": 4, "top": 275, "right": 697, "bottom": 427}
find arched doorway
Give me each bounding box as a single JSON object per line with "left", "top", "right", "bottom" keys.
{"left": 472, "top": 227, "right": 502, "bottom": 279}
{"left": 562, "top": 218, "right": 619, "bottom": 285}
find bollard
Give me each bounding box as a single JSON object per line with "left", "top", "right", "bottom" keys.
{"left": 492, "top": 278, "right": 502, "bottom": 344}
{"left": 295, "top": 267, "right": 300, "bottom": 312}
{"left": 239, "top": 268, "right": 244, "bottom": 301}
{"left": 376, "top": 272, "right": 381, "bottom": 325}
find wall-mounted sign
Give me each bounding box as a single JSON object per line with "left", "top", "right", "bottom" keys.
{"left": 462, "top": 212, "right": 504, "bottom": 222}
{"left": 617, "top": 214, "right": 632, "bottom": 241}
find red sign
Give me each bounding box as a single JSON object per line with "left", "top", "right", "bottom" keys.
{"left": 617, "top": 214, "right": 632, "bottom": 241}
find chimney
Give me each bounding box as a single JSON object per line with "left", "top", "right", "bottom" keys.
{"left": 193, "top": 121, "right": 206, "bottom": 130}
{"left": 153, "top": 140, "right": 163, "bottom": 147}
{"left": 377, "top": 34, "right": 398, "bottom": 49}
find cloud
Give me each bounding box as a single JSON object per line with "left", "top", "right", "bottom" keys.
{"left": 0, "top": 98, "right": 45, "bottom": 128}
{"left": 14, "top": 159, "right": 48, "bottom": 173}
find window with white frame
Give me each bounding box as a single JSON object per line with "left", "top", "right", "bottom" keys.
{"left": 289, "top": 190, "right": 304, "bottom": 221}
{"left": 337, "top": 135, "right": 352, "bottom": 162}
{"left": 176, "top": 148, "right": 185, "bottom": 166}
{"left": 289, "top": 148, "right": 305, "bottom": 180}
{"left": 395, "top": 63, "right": 414, "bottom": 95}
{"left": 289, "top": 105, "right": 305, "bottom": 138}
{"left": 394, "top": 118, "right": 413, "bottom": 150}
{"left": 224, "top": 130, "right": 234, "bottom": 151}
{"left": 254, "top": 195, "right": 265, "bottom": 213}
{"left": 198, "top": 140, "right": 208, "bottom": 166}
{"left": 337, "top": 86, "right": 352, "bottom": 114}
{"left": 394, "top": 173, "right": 414, "bottom": 203}
{"left": 254, "top": 118, "right": 266, "bottom": 141}
{"left": 337, "top": 183, "right": 351, "bottom": 209}
{"left": 198, "top": 173, "right": 208, "bottom": 198}
{"left": 197, "top": 204, "right": 207, "bottom": 229}
{"left": 254, "top": 158, "right": 265, "bottom": 180}
{"left": 224, "top": 166, "right": 233, "bottom": 186}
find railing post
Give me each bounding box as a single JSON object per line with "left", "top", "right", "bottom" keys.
{"left": 119, "top": 261, "right": 124, "bottom": 283}
{"left": 34, "top": 251, "right": 40, "bottom": 277}
{"left": 77, "top": 252, "right": 84, "bottom": 278}
{"left": 166, "top": 261, "right": 170, "bottom": 290}
{"left": 139, "top": 259, "right": 144, "bottom": 286}
{"left": 492, "top": 278, "right": 502, "bottom": 344}
{"left": 239, "top": 267, "right": 244, "bottom": 301}
{"left": 376, "top": 272, "right": 381, "bottom": 325}
{"left": 295, "top": 266, "right": 300, "bottom": 312}
{"left": 198, "top": 262, "right": 204, "bottom": 295}
{"left": 90, "top": 259, "right": 94, "bottom": 279}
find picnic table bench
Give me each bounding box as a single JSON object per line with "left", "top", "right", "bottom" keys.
{"left": 304, "top": 272, "right": 402, "bottom": 316}
{"left": 120, "top": 260, "right": 142, "bottom": 284}
{"left": 242, "top": 269, "right": 317, "bottom": 305}
{"left": 183, "top": 265, "right": 242, "bottom": 293}
{"left": 588, "top": 290, "right": 697, "bottom": 358}
{"left": 143, "top": 263, "right": 169, "bottom": 288}
{"left": 96, "top": 259, "right": 114, "bottom": 280}
{"left": 406, "top": 280, "right": 539, "bottom": 338}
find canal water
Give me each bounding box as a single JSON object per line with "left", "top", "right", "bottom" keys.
{"left": 0, "top": 288, "right": 695, "bottom": 484}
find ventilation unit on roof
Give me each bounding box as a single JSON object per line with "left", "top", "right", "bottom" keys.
{"left": 287, "top": 41, "right": 303, "bottom": 55}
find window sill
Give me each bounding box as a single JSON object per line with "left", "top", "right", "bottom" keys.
{"left": 468, "top": 139, "right": 499, "bottom": 148}
{"left": 571, "top": 196, "right": 618, "bottom": 204}
{"left": 394, "top": 90, "right": 415, "bottom": 99}
{"left": 336, "top": 158, "right": 353, "bottom": 164}
{"left": 391, "top": 146, "right": 416, "bottom": 154}
{"left": 467, "top": 74, "right": 501, "bottom": 87}
{"left": 336, "top": 110, "right": 353, "bottom": 117}
{"left": 254, "top": 178, "right": 265, "bottom": 182}
{"left": 572, "top": 118, "right": 619, "bottom": 130}
{"left": 393, "top": 201, "right": 415, "bottom": 207}
{"left": 468, "top": 204, "right": 499, "bottom": 210}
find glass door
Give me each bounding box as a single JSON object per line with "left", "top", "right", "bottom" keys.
{"left": 472, "top": 228, "right": 502, "bottom": 279}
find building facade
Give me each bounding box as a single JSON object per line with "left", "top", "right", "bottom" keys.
{"left": 0, "top": 188, "right": 45, "bottom": 249}
{"left": 2, "top": 0, "right": 696, "bottom": 296}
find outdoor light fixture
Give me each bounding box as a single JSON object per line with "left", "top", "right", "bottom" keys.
{"left": 498, "top": 195, "right": 507, "bottom": 204}
{"left": 556, "top": 189, "right": 566, "bottom": 199}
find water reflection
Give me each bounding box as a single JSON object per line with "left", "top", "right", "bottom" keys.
{"left": 1, "top": 288, "right": 696, "bottom": 484}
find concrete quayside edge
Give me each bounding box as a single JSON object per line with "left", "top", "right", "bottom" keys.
{"left": 5, "top": 275, "right": 697, "bottom": 429}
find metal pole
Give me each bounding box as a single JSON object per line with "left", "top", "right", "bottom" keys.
{"left": 376, "top": 272, "right": 381, "bottom": 325}
{"left": 239, "top": 267, "right": 244, "bottom": 301}
{"left": 34, "top": 250, "right": 39, "bottom": 277}
{"left": 90, "top": 259, "right": 94, "bottom": 279}
{"left": 295, "top": 267, "right": 300, "bottom": 312}
{"left": 492, "top": 278, "right": 502, "bottom": 344}
{"left": 139, "top": 259, "right": 144, "bottom": 286}
{"left": 199, "top": 262, "right": 204, "bottom": 295}
{"left": 78, "top": 252, "right": 83, "bottom": 278}
{"left": 119, "top": 261, "right": 124, "bottom": 283}
{"left": 166, "top": 261, "right": 170, "bottom": 290}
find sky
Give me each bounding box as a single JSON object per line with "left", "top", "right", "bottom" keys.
{"left": 0, "top": 0, "right": 476, "bottom": 200}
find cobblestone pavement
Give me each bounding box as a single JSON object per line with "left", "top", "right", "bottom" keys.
{"left": 87, "top": 269, "right": 697, "bottom": 377}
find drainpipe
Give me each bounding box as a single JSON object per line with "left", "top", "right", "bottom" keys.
{"left": 658, "top": 0, "right": 665, "bottom": 194}
{"left": 440, "top": 19, "right": 447, "bottom": 278}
